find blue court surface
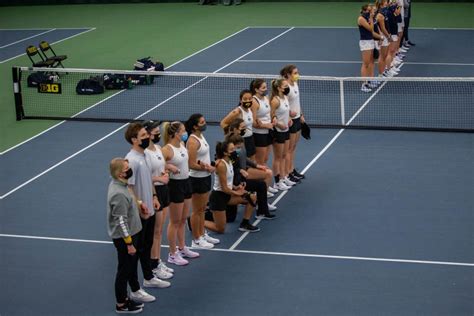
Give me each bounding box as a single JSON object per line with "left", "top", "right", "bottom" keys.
{"left": 0, "top": 27, "right": 95, "bottom": 63}
{"left": 0, "top": 27, "right": 473, "bottom": 315}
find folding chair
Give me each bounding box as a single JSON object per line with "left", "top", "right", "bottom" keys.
{"left": 38, "top": 41, "right": 67, "bottom": 69}
{"left": 26, "top": 45, "right": 55, "bottom": 68}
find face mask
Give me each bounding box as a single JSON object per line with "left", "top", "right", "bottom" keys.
{"left": 181, "top": 133, "right": 188, "bottom": 142}
{"left": 283, "top": 87, "right": 290, "bottom": 95}
{"left": 123, "top": 168, "right": 133, "bottom": 180}
{"left": 235, "top": 148, "right": 242, "bottom": 155}
{"left": 240, "top": 129, "right": 246, "bottom": 136}
{"left": 152, "top": 134, "right": 161, "bottom": 144}
{"left": 260, "top": 90, "right": 268, "bottom": 96}
{"left": 292, "top": 74, "right": 300, "bottom": 82}
{"left": 139, "top": 138, "right": 150, "bottom": 149}
{"left": 199, "top": 124, "right": 207, "bottom": 132}
{"left": 229, "top": 151, "right": 237, "bottom": 160}
{"left": 242, "top": 101, "right": 252, "bottom": 109}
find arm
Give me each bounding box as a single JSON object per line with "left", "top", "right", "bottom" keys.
{"left": 377, "top": 13, "right": 391, "bottom": 39}
{"left": 110, "top": 193, "right": 136, "bottom": 254}
{"left": 358, "top": 16, "right": 373, "bottom": 32}
{"left": 128, "top": 184, "right": 149, "bottom": 219}
{"left": 216, "top": 161, "right": 243, "bottom": 196}
{"left": 187, "top": 136, "right": 202, "bottom": 171}
{"left": 220, "top": 108, "right": 240, "bottom": 131}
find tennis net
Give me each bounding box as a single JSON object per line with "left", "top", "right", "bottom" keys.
{"left": 12, "top": 66, "right": 474, "bottom": 132}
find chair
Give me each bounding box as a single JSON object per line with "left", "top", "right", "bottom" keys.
{"left": 26, "top": 45, "right": 55, "bottom": 68}
{"left": 38, "top": 41, "right": 67, "bottom": 68}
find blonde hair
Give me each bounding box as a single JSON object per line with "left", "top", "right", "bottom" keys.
{"left": 109, "top": 158, "right": 127, "bottom": 180}
{"left": 162, "top": 121, "right": 182, "bottom": 144}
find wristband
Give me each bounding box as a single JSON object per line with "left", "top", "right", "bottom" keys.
{"left": 123, "top": 235, "right": 132, "bottom": 245}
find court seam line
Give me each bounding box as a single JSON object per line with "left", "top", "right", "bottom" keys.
{"left": 0, "top": 27, "right": 96, "bottom": 64}
{"left": 229, "top": 66, "right": 400, "bottom": 251}
{"left": 0, "top": 27, "right": 294, "bottom": 198}
{"left": 0, "top": 28, "right": 57, "bottom": 49}
{"left": 0, "top": 26, "right": 250, "bottom": 155}
{"left": 237, "top": 59, "right": 474, "bottom": 66}
{"left": 1, "top": 233, "right": 472, "bottom": 267}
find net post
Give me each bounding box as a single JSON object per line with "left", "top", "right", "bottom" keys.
{"left": 339, "top": 79, "right": 345, "bottom": 125}
{"left": 12, "top": 67, "right": 24, "bottom": 121}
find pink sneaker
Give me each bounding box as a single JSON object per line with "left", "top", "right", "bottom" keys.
{"left": 168, "top": 252, "right": 189, "bottom": 266}
{"left": 179, "top": 246, "right": 200, "bottom": 259}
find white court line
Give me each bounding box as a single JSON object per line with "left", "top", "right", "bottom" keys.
{"left": 229, "top": 66, "right": 402, "bottom": 251}
{"left": 0, "top": 26, "right": 249, "bottom": 156}
{"left": 1, "top": 233, "right": 472, "bottom": 267}
{"left": 0, "top": 28, "right": 56, "bottom": 49}
{"left": 0, "top": 27, "right": 96, "bottom": 31}
{"left": 238, "top": 59, "right": 474, "bottom": 66}
{"left": 0, "top": 89, "right": 125, "bottom": 156}
{"left": 0, "top": 27, "right": 96, "bottom": 64}
{"left": 247, "top": 26, "right": 474, "bottom": 30}
{"left": 0, "top": 28, "right": 294, "bottom": 199}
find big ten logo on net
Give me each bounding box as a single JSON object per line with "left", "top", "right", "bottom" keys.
{"left": 38, "top": 83, "right": 62, "bottom": 94}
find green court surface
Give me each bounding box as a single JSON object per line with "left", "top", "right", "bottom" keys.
{"left": 1, "top": 2, "right": 473, "bottom": 152}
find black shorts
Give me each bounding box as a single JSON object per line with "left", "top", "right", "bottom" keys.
{"left": 168, "top": 178, "right": 192, "bottom": 203}
{"left": 273, "top": 130, "right": 290, "bottom": 144}
{"left": 244, "top": 136, "right": 256, "bottom": 157}
{"left": 154, "top": 184, "right": 170, "bottom": 211}
{"left": 253, "top": 132, "right": 272, "bottom": 147}
{"left": 289, "top": 117, "right": 302, "bottom": 134}
{"left": 190, "top": 175, "right": 212, "bottom": 194}
{"left": 209, "top": 191, "right": 231, "bottom": 211}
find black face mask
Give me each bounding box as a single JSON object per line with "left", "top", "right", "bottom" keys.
{"left": 123, "top": 168, "right": 133, "bottom": 180}
{"left": 139, "top": 138, "right": 150, "bottom": 149}
{"left": 199, "top": 124, "right": 207, "bottom": 132}
{"left": 240, "top": 129, "right": 246, "bottom": 136}
{"left": 242, "top": 101, "right": 252, "bottom": 109}
{"left": 230, "top": 151, "right": 239, "bottom": 161}
{"left": 152, "top": 134, "right": 161, "bottom": 144}
{"left": 283, "top": 87, "right": 290, "bottom": 95}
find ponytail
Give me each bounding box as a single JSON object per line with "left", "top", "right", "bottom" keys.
{"left": 162, "top": 121, "right": 182, "bottom": 144}
{"left": 215, "top": 141, "right": 231, "bottom": 159}
{"left": 270, "top": 78, "right": 285, "bottom": 102}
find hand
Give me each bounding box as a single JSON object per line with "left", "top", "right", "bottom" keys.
{"left": 240, "top": 169, "right": 249, "bottom": 178}
{"left": 289, "top": 110, "right": 297, "bottom": 118}
{"left": 158, "top": 172, "right": 169, "bottom": 185}
{"left": 271, "top": 117, "right": 278, "bottom": 126}
{"left": 300, "top": 115, "right": 305, "bottom": 124}
{"left": 256, "top": 164, "right": 266, "bottom": 171}
{"left": 127, "top": 244, "right": 136, "bottom": 255}
{"left": 288, "top": 119, "right": 293, "bottom": 127}
{"left": 167, "top": 165, "right": 180, "bottom": 174}
{"left": 233, "top": 187, "right": 245, "bottom": 196}
{"left": 153, "top": 196, "right": 160, "bottom": 211}
{"left": 139, "top": 203, "right": 150, "bottom": 219}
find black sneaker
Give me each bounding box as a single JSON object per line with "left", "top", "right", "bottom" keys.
{"left": 292, "top": 169, "right": 305, "bottom": 179}
{"left": 256, "top": 213, "right": 277, "bottom": 220}
{"left": 289, "top": 174, "right": 301, "bottom": 184}
{"left": 238, "top": 222, "right": 261, "bottom": 233}
{"left": 127, "top": 299, "right": 144, "bottom": 309}
{"left": 116, "top": 300, "right": 143, "bottom": 314}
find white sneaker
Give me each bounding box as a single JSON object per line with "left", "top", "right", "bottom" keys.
{"left": 267, "top": 186, "right": 278, "bottom": 193}
{"left": 203, "top": 231, "right": 220, "bottom": 244}
{"left": 399, "top": 47, "right": 408, "bottom": 53}
{"left": 153, "top": 266, "right": 173, "bottom": 280}
{"left": 143, "top": 276, "right": 171, "bottom": 289}
{"left": 159, "top": 260, "right": 174, "bottom": 273}
{"left": 192, "top": 237, "right": 214, "bottom": 249}
{"left": 267, "top": 203, "right": 277, "bottom": 211}
{"left": 130, "top": 289, "right": 156, "bottom": 303}
{"left": 283, "top": 177, "right": 296, "bottom": 186}
{"left": 267, "top": 191, "right": 275, "bottom": 198}
{"left": 179, "top": 246, "right": 200, "bottom": 259}
{"left": 274, "top": 181, "right": 290, "bottom": 191}
{"left": 382, "top": 70, "right": 393, "bottom": 78}
{"left": 361, "top": 84, "right": 372, "bottom": 93}
{"left": 168, "top": 252, "right": 189, "bottom": 266}
{"left": 368, "top": 81, "right": 379, "bottom": 89}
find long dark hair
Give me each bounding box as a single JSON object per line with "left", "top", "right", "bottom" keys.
{"left": 215, "top": 141, "right": 231, "bottom": 159}
{"left": 184, "top": 113, "right": 203, "bottom": 135}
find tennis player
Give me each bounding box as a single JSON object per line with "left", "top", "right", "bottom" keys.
{"left": 358, "top": 4, "right": 376, "bottom": 92}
